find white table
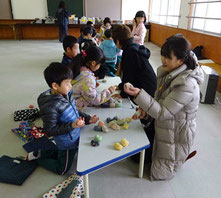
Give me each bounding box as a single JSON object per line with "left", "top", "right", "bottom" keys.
{"left": 76, "top": 99, "right": 150, "bottom": 198}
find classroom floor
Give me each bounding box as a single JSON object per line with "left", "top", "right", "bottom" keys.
{"left": 0, "top": 40, "right": 221, "bottom": 198}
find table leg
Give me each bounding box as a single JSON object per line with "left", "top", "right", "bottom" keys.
{"left": 138, "top": 150, "right": 145, "bottom": 178}
{"left": 83, "top": 174, "right": 89, "bottom": 198}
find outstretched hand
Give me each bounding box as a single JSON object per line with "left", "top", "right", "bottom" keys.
{"left": 132, "top": 108, "right": 147, "bottom": 120}
{"left": 89, "top": 115, "right": 99, "bottom": 124}
{"left": 124, "top": 83, "right": 140, "bottom": 96}
{"left": 108, "top": 85, "right": 116, "bottom": 94}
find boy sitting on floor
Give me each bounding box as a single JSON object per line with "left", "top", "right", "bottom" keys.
{"left": 62, "top": 35, "right": 79, "bottom": 65}
{"left": 27, "top": 62, "right": 99, "bottom": 175}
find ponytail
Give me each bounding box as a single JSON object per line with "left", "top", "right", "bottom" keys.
{"left": 68, "top": 45, "right": 105, "bottom": 79}
{"left": 184, "top": 52, "right": 197, "bottom": 70}
{"left": 68, "top": 54, "right": 85, "bottom": 79}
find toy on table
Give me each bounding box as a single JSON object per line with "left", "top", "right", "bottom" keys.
{"left": 91, "top": 140, "right": 99, "bottom": 147}
{"left": 94, "top": 121, "right": 109, "bottom": 132}
{"left": 91, "top": 134, "right": 103, "bottom": 147}
{"left": 121, "top": 138, "right": 129, "bottom": 147}
{"left": 114, "top": 142, "right": 123, "bottom": 151}
{"left": 114, "top": 138, "right": 129, "bottom": 151}
{"left": 100, "top": 97, "right": 122, "bottom": 108}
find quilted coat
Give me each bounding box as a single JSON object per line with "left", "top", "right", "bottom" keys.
{"left": 134, "top": 64, "right": 204, "bottom": 180}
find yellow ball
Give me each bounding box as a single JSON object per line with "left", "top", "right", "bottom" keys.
{"left": 114, "top": 142, "right": 123, "bottom": 151}
{"left": 121, "top": 138, "right": 129, "bottom": 147}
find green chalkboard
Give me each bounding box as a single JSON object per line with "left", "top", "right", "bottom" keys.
{"left": 47, "top": 0, "right": 83, "bottom": 18}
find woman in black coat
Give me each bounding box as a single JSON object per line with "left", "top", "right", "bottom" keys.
{"left": 112, "top": 24, "right": 157, "bottom": 99}
{"left": 112, "top": 25, "right": 157, "bottom": 163}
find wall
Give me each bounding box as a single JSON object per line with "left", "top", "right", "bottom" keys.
{"left": 121, "top": 0, "right": 149, "bottom": 20}
{"left": 0, "top": 0, "right": 12, "bottom": 19}
{"left": 11, "top": 0, "right": 48, "bottom": 19}
{"left": 150, "top": 23, "right": 221, "bottom": 65}
{"left": 85, "top": 0, "right": 121, "bottom": 19}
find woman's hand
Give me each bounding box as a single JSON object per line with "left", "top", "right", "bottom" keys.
{"left": 89, "top": 115, "right": 99, "bottom": 124}
{"left": 124, "top": 83, "right": 140, "bottom": 96}
{"left": 132, "top": 108, "right": 147, "bottom": 120}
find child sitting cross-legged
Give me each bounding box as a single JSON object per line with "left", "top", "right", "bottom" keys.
{"left": 62, "top": 35, "right": 79, "bottom": 65}
{"left": 69, "top": 45, "right": 116, "bottom": 110}
{"left": 27, "top": 62, "right": 99, "bottom": 175}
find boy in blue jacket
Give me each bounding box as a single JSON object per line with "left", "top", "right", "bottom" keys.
{"left": 62, "top": 35, "right": 79, "bottom": 65}
{"left": 27, "top": 62, "right": 99, "bottom": 175}
{"left": 99, "top": 29, "right": 121, "bottom": 77}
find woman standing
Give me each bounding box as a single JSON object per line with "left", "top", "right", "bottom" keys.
{"left": 56, "top": 1, "right": 71, "bottom": 42}
{"left": 132, "top": 11, "right": 147, "bottom": 45}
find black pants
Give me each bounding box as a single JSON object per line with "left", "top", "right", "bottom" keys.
{"left": 131, "top": 119, "right": 155, "bottom": 164}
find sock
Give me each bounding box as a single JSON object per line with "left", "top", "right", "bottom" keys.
{"left": 27, "top": 150, "right": 40, "bottom": 161}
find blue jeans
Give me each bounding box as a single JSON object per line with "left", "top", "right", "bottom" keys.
{"left": 59, "top": 24, "right": 68, "bottom": 42}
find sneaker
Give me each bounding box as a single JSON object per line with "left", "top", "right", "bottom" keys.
{"left": 185, "top": 150, "right": 197, "bottom": 161}
{"left": 27, "top": 150, "right": 40, "bottom": 161}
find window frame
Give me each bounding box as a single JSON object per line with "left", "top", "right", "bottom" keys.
{"left": 188, "top": 0, "right": 221, "bottom": 36}
{"left": 150, "top": 0, "right": 181, "bottom": 27}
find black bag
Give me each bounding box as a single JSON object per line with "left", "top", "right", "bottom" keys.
{"left": 14, "top": 108, "right": 40, "bottom": 122}
{"left": 0, "top": 155, "right": 37, "bottom": 185}
{"left": 193, "top": 46, "right": 205, "bottom": 60}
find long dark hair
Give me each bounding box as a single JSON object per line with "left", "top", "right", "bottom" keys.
{"left": 135, "top": 11, "right": 146, "bottom": 24}
{"left": 68, "top": 45, "right": 105, "bottom": 78}
{"left": 58, "top": 1, "right": 65, "bottom": 9}
{"left": 161, "top": 34, "right": 197, "bottom": 70}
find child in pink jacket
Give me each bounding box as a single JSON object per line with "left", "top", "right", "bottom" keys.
{"left": 132, "top": 11, "right": 147, "bottom": 45}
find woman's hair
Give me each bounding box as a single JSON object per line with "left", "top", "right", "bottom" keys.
{"left": 103, "top": 17, "right": 111, "bottom": 25}
{"left": 135, "top": 11, "right": 146, "bottom": 24}
{"left": 161, "top": 34, "right": 197, "bottom": 70}
{"left": 111, "top": 24, "right": 132, "bottom": 48}
{"left": 58, "top": 1, "right": 65, "bottom": 9}
{"left": 68, "top": 45, "right": 105, "bottom": 78}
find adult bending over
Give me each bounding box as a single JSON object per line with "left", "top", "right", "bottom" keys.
{"left": 111, "top": 24, "right": 157, "bottom": 99}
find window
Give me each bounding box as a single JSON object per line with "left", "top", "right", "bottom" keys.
{"left": 150, "top": 0, "right": 181, "bottom": 26}
{"left": 190, "top": 0, "right": 221, "bottom": 35}
{"left": 121, "top": 0, "right": 149, "bottom": 21}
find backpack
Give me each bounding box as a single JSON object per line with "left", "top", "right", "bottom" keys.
{"left": 192, "top": 46, "right": 205, "bottom": 60}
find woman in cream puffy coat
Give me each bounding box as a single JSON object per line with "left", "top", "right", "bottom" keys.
{"left": 124, "top": 34, "right": 204, "bottom": 180}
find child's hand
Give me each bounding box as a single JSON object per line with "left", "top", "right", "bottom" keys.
{"left": 89, "top": 115, "right": 99, "bottom": 124}
{"left": 112, "top": 94, "right": 122, "bottom": 98}
{"left": 132, "top": 108, "right": 147, "bottom": 120}
{"left": 72, "top": 117, "right": 85, "bottom": 128}
{"left": 132, "top": 19, "right": 136, "bottom": 27}
{"left": 108, "top": 86, "right": 116, "bottom": 94}
{"left": 124, "top": 83, "right": 140, "bottom": 97}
